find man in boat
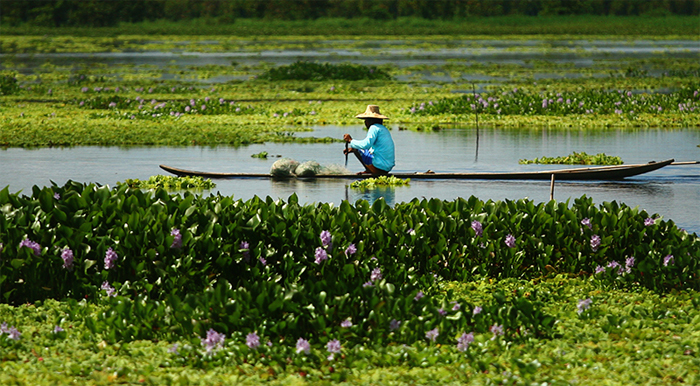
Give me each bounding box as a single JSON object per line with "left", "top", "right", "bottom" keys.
{"left": 343, "top": 105, "right": 396, "bottom": 175}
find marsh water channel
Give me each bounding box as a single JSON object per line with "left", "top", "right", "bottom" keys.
{"left": 2, "top": 126, "right": 699, "bottom": 234}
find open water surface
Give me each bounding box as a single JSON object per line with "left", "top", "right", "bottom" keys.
{"left": 2, "top": 126, "right": 699, "bottom": 234}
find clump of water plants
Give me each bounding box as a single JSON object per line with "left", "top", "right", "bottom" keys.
{"left": 117, "top": 175, "right": 216, "bottom": 190}
{"left": 519, "top": 152, "right": 623, "bottom": 165}
{"left": 251, "top": 151, "right": 268, "bottom": 158}
{"left": 0, "top": 75, "right": 20, "bottom": 95}
{"left": 258, "top": 61, "right": 392, "bottom": 81}
{"left": 350, "top": 176, "right": 410, "bottom": 189}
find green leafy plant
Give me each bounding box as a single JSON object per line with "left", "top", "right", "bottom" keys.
{"left": 258, "top": 61, "right": 391, "bottom": 81}
{"left": 519, "top": 152, "right": 623, "bottom": 165}
{"left": 251, "top": 151, "right": 268, "bottom": 159}
{"left": 350, "top": 176, "right": 411, "bottom": 189}
{"left": 117, "top": 175, "right": 216, "bottom": 190}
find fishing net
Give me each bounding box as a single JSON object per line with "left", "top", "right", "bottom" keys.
{"left": 270, "top": 158, "right": 300, "bottom": 177}
{"left": 321, "top": 164, "right": 351, "bottom": 175}
{"left": 295, "top": 160, "right": 323, "bottom": 177}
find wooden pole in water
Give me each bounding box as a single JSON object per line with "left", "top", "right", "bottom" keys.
{"left": 550, "top": 174, "right": 555, "bottom": 201}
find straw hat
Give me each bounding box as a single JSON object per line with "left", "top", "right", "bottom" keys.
{"left": 356, "top": 105, "right": 388, "bottom": 119}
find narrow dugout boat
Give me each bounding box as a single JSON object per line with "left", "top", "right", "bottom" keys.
{"left": 160, "top": 159, "right": 679, "bottom": 181}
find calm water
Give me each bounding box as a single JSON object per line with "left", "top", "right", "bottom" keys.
{"left": 2, "top": 127, "right": 699, "bottom": 234}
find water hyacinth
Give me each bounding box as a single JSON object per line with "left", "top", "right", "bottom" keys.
{"left": 104, "top": 247, "right": 118, "bottom": 269}
{"left": 340, "top": 318, "right": 352, "bottom": 328}
{"left": 581, "top": 218, "right": 592, "bottom": 230}
{"left": 370, "top": 268, "right": 382, "bottom": 282}
{"left": 320, "top": 230, "right": 332, "bottom": 248}
{"left": 457, "top": 332, "right": 474, "bottom": 352}
{"left": 471, "top": 220, "right": 483, "bottom": 237}
{"left": 296, "top": 338, "right": 311, "bottom": 354}
{"left": 625, "top": 256, "right": 635, "bottom": 273}
{"left": 19, "top": 238, "right": 41, "bottom": 256}
{"left": 168, "top": 344, "right": 179, "bottom": 354}
{"left": 577, "top": 298, "right": 593, "bottom": 314}
{"left": 53, "top": 325, "right": 64, "bottom": 334}
{"left": 344, "top": 243, "right": 357, "bottom": 256}
{"left": 473, "top": 306, "right": 482, "bottom": 315}
{"left": 590, "top": 235, "right": 601, "bottom": 252}
{"left": 505, "top": 234, "right": 516, "bottom": 248}
{"left": 326, "top": 339, "right": 341, "bottom": 360}
{"left": 389, "top": 319, "right": 401, "bottom": 331}
{"left": 201, "top": 329, "right": 225, "bottom": 353}
{"left": 53, "top": 192, "right": 60, "bottom": 200}
{"left": 100, "top": 281, "right": 116, "bottom": 297}
{"left": 663, "top": 254, "right": 675, "bottom": 266}
{"left": 414, "top": 291, "right": 424, "bottom": 301}
{"left": 426, "top": 328, "right": 439, "bottom": 342}
{"left": 240, "top": 241, "right": 250, "bottom": 261}
{"left": 61, "top": 247, "right": 74, "bottom": 270}
{"left": 246, "top": 332, "right": 260, "bottom": 349}
{"left": 314, "top": 247, "right": 328, "bottom": 264}
{"left": 490, "top": 324, "right": 504, "bottom": 338}
{"left": 644, "top": 217, "right": 655, "bottom": 226}
{"left": 170, "top": 229, "right": 182, "bottom": 249}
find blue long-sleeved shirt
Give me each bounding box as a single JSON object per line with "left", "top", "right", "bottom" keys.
{"left": 350, "top": 123, "right": 395, "bottom": 172}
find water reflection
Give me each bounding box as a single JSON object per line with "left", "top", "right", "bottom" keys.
{"left": 1, "top": 127, "right": 698, "bottom": 233}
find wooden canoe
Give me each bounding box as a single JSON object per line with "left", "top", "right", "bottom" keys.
{"left": 160, "top": 159, "right": 676, "bottom": 181}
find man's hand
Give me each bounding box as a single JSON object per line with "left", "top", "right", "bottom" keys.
{"left": 343, "top": 134, "right": 352, "bottom": 142}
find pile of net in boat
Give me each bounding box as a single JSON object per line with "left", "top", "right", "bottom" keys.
{"left": 270, "top": 158, "right": 349, "bottom": 177}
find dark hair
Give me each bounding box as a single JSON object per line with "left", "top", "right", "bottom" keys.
{"left": 365, "top": 118, "right": 383, "bottom": 126}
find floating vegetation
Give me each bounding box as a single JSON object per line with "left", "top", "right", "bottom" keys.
{"left": 251, "top": 151, "right": 268, "bottom": 158}
{"left": 0, "top": 75, "right": 20, "bottom": 95}
{"left": 117, "top": 175, "right": 216, "bottom": 190}
{"left": 519, "top": 152, "right": 623, "bottom": 165}
{"left": 258, "top": 61, "right": 392, "bottom": 81}
{"left": 350, "top": 176, "right": 410, "bottom": 189}
{"left": 409, "top": 85, "right": 700, "bottom": 117}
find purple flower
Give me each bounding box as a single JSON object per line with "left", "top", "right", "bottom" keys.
{"left": 438, "top": 308, "right": 447, "bottom": 316}
{"left": 389, "top": 319, "right": 401, "bottom": 331}
{"left": 170, "top": 229, "right": 182, "bottom": 249}
{"left": 314, "top": 247, "right": 328, "bottom": 264}
{"left": 577, "top": 298, "right": 592, "bottom": 314}
{"left": 594, "top": 265, "right": 605, "bottom": 274}
{"left": 53, "top": 325, "right": 64, "bottom": 334}
{"left": 456, "top": 332, "right": 474, "bottom": 352}
{"left": 296, "top": 338, "right": 311, "bottom": 354}
{"left": 327, "top": 339, "right": 341, "bottom": 354}
{"left": 320, "top": 230, "right": 332, "bottom": 248}
{"left": 414, "top": 291, "right": 424, "bottom": 301}
{"left": 473, "top": 306, "right": 482, "bottom": 315}
{"left": 0, "top": 322, "right": 9, "bottom": 334}
{"left": 100, "top": 281, "right": 116, "bottom": 297}
{"left": 246, "top": 332, "right": 260, "bottom": 349}
{"left": 505, "top": 234, "right": 516, "bottom": 248}
{"left": 362, "top": 281, "right": 373, "bottom": 288}
{"left": 490, "top": 324, "right": 504, "bottom": 339}
{"left": 370, "top": 268, "right": 382, "bottom": 282}
{"left": 19, "top": 238, "right": 41, "bottom": 256}
{"left": 259, "top": 257, "right": 266, "bottom": 266}
{"left": 581, "top": 218, "right": 592, "bottom": 229}
{"left": 471, "top": 220, "right": 483, "bottom": 237}
{"left": 8, "top": 327, "right": 21, "bottom": 341}
{"left": 644, "top": 217, "right": 655, "bottom": 226}
{"left": 168, "top": 343, "right": 179, "bottom": 354}
{"left": 54, "top": 192, "right": 61, "bottom": 200}
{"left": 185, "top": 106, "right": 191, "bottom": 112}
{"left": 663, "top": 254, "right": 674, "bottom": 267}
{"left": 590, "top": 235, "right": 601, "bottom": 252}
{"left": 425, "top": 328, "right": 439, "bottom": 342}
{"left": 201, "top": 329, "right": 225, "bottom": 353}
{"left": 61, "top": 247, "right": 74, "bottom": 270}
{"left": 625, "top": 256, "right": 635, "bottom": 273}
{"left": 340, "top": 319, "right": 352, "bottom": 328}
{"left": 451, "top": 302, "right": 461, "bottom": 311}
{"left": 104, "top": 247, "right": 118, "bottom": 269}
{"left": 344, "top": 243, "right": 356, "bottom": 256}
{"left": 0, "top": 242, "right": 3, "bottom": 254}
{"left": 240, "top": 241, "right": 250, "bottom": 261}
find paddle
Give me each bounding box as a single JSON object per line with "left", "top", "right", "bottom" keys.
{"left": 344, "top": 142, "right": 349, "bottom": 167}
